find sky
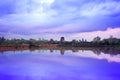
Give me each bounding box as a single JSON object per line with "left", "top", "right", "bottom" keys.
{"left": 0, "top": 0, "right": 120, "bottom": 41}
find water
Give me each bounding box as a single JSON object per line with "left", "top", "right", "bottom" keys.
{"left": 0, "top": 49, "right": 120, "bottom": 80}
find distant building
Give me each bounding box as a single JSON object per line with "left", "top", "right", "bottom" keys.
{"left": 60, "top": 37, "right": 65, "bottom": 43}
{"left": 82, "top": 38, "right": 84, "bottom": 42}
{"left": 50, "top": 39, "right": 54, "bottom": 44}
{"left": 93, "top": 36, "right": 101, "bottom": 42}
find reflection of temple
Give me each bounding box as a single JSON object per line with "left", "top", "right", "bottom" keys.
{"left": 92, "top": 50, "right": 101, "bottom": 55}
{"left": 60, "top": 49, "right": 65, "bottom": 55}
{"left": 72, "top": 49, "right": 79, "bottom": 52}
{"left": 50, "top": 49, "right": 53, "bottom": 53}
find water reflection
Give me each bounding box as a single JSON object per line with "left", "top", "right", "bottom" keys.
{"left": 0, "top": 47, "right": 120, "bottom": 63}
{"left": 1, "top": 47, "right": 120, "bottom": 54}
{"left": 0, "top": 48, "right": 120, "bottom": 80}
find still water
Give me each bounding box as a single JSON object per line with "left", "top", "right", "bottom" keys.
{"left": 0, "top": 49, "right": 120, "bottom": 80}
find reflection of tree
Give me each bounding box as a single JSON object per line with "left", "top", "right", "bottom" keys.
{"left": 47, "top": 47, "right": 120, "bottom": 56}
{"left": 101, "top": 48, "right": 120, "bottom": 55}
{"left": 91, "top": 47, "right": 120, "bottom": 55}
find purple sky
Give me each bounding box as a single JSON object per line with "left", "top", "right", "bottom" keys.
{"left": 0, "top": 0, "right": 120, "bottom": 40}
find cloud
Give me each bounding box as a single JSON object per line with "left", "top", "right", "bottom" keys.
{"left": 72, "top": 27, "right": 120, "bottom": 41}
{"left": 1, "top": 27, "right": 120, "bottom": 41}
{"left": 0, "top": 0, "right": 120, "bottom": 37}
{"left": 0, "top": 0, "right": 57, "bottom": 26}
{"left": 80, "top": 1, "right": 120, "bottom": 17}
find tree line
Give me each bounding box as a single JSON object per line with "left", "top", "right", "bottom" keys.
{"left": 0, "top": 36, "right": 120, "bottom": 47}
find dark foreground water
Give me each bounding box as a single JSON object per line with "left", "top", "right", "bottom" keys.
{"left": 0, "top": 49, "right": 120, "bottom": 80}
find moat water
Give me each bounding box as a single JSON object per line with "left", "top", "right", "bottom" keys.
{"left": 0, "top": 49, "right": 120, "bottom": 80}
